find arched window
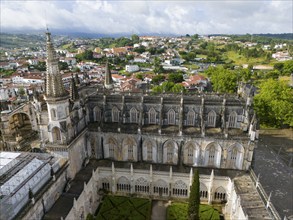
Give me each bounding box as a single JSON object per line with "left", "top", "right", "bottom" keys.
{"left": 147, "top": 145, "right": 152, "bottom": 161}
{"left": 135, "top": 177, "right": 149, "bottom": 194}
{"left": 143, "top": 139, "right": 156, "bottom": 162}
{"left": 112, "top": 106, "right": 119, "bottom": 122}
{"left": 172, "top": 180, "right": 188, "bottom": 197}
{"left": 208, "top": 146, "right": 215, "bottom": 166}
{"left": 153, "top": 179, "right": 168, "bottom": 196}
{"left": 207, "top": 110, "right": 216, "bottom": 127}
{"left": 101, "top": 178, "right": 110, "bottom": 191}
{"left": 187, "top": 147, "right": 193, "bottom": 164}
{"left": 148, "top": 108, "right": 156, "bottom": 124}
{"left": 163, "top": 140, "right": 178, "bottom": 164}
{"left": 130, "top": 107, "right": 138, "bottom": 123}
{"left": 94, "top": 106, "right": 101, "bottom": 122}
{"left": 214, "top": 187, "right": 226, "bottom": 201}
{"left": 117, "top": 176, "right": 131, "bottom": 192}
{"left": 186, "top": 110, "right": 195, "bottom": 126}
{"left": 128, "top": 144, "right": 134, "bottom": 160}
{"left": 228, "top": 111, "right": 237, "bottom": 128}
{"left": 167, "top": 147, "right": 173, "bottom": 163}
{"left": 200, "top": 183, "right": 208, "bottom": 199}
{"left": 51, "top": 108, "right": 57, "bottom": 120}
{"left": 228, "top": 144, "right": 244, "bottom": 169}
{"left": 168, "top": 109, "right": 176, "bottom": 125}
{"left": 106, "top": 137, "right": 116, "bottom": 159}
{"left": 52, "top": 127, "right": 61, "bottom": 143}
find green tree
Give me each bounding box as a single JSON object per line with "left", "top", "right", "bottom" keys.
{"left": 131, "top": 34, "right": 139, "bottom": 44}
{"left": 18, "top": 87, "right": 26, "bottom": 96}
{"left": 168, "top": 72, "right": 184, "bottom": 83}
{"left": 58, "top": 61, "right": 68, "bottom": 70}
{"left": 76, "top": 50, "right": 93, "bottom": 61}
{"left": 34, "top": 61, "right": 46, "bottom": 71}
{"left": 254, "top": 79, "right": 293, "bottom": 127}
{"left": 171, "top": 84, "right": 186, "bottom": 93}
{"left": 206, "top": 66, "right": 237, "bottom": 93}
{"left": 153, "top": 57, "right": 164, "bottom": 74}
{"left": 152, "top": 74, "right": 165, "bottom": 85}
{"left": 188, "top": 169, "right": 200, "bottom": 220}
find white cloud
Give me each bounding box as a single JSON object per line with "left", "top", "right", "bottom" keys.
{"left": 1, "top": 0, "right": 292, "bottom": 34}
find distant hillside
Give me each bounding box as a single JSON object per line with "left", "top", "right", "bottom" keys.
{"left": 0, "top": 33, "right": 45, "bottom": 49}
{"left": 255, "top": 33, "right": 293, "bottom": 40}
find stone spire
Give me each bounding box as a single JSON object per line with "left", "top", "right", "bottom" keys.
{"left": 45, "top": 30, "right": 68, "bottom": 99}
{"left": 70, "top": 74, "right": 79, "bottom": 101}
{"left": 104, "top": 60, "right": 113, "bottom": 89}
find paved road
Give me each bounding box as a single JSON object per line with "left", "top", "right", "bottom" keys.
{"left": 253, "top": 141, "right": 293, "bottom": 219}
{"left": 151, "top": 200, "right": 169, "bottom": 220}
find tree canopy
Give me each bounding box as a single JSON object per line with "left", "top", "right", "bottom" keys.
{"left": 205, "top": 66, "right": 237, "bottom": 93}
{"left": 254, "top": 79, "right": 293, "bottom": 127}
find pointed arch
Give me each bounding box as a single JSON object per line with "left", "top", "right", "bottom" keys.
{"left": 183, "top": 141, "right": 200, "bottom": 166}
{"left": 173, "top": 180, "right": 188, "bottom": 197}
{"left": 163, "top": 140, "right": 178, "bottom": 164}
{"left": 104, "top": 136, "right": 118, "bottom": 159}
{"left": 204, "top": 143, "right": 222, "bottom": 168}
{"left": 214, "top": 186, "right": 227, "bottom": 201}
{"left": 227, "top": 143, "right": 244, "bottom": 169}
{"left": 52, "top": 127, "right": 61, "bottom": 143}
{"left": 93, "top": 106, "right": 101, "bottom": 122}
{"left": 112, "top": 106, "right": 119, "bottom": 122}
{"left": 153, "top": 179, "right": 168, "bottom": 196}
{"left": 117, "top": 176, "right": 131, "bottom": 192}
{"left": 122, "top": 136, "right": 137, "bottom": 161}
{"left": 200, "top": 182, "right": 208, "bottom": 199}
{"left": 142, "top": 139, "right": 157, "bottom": 162}
{"left": 207, "top": 110, "right": 216, "bottom": 127}
{"left": 135, "top": 177, "right": 149, "bottom": 193}
{"left": 186, "top": 110, "right": 196, "bottom": 126}
{"left": 228, "top": 111, "right": 238, "bottom": 128}
{"left": 100, "top": 178, "right": 110, "bottom": 191}
{"left": 130, "top": 107, "right": 138, "bottom": 123}
{"left": 167, "top": 109, "right": 176, "bottom": 125}
{"left": 148, "top": 107, "right": 157, "bottom": 124}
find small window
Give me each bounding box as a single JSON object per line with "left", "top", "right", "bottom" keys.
{"left": 167, "top": 109, "right": 176, "bottom": 125}
{"left": 228, "top": 111, "right": 237, "bottom": 128}
{"left": 186, "top": 110, "right": 195, "bottom": 126}
{"left": 130, "top": 107, "right": 138, "bottom": 123}
{"left": 167, "top": 147, "right": 173, "bottom": 163}
{"left": 149, "top": 108, "right": 156, "bottom": 124}
{"left": 94, "top": 106, "right": 101, "bottom": 121}
{"left": 147, "top": 145, "right": 152, "bottom": 161}
{"left": 112, "top": 107, "right": 119, "bottom": 122}
{"left": 207, "top": 111, "right": 216, "bottom": 127}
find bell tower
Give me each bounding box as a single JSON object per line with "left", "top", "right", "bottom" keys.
{"left": 44, "top": 30, "right": 72, "bottom": 144}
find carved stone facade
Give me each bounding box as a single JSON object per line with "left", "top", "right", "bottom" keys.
{"left": 86, "top": 93, "right": 257, "bottom": 171}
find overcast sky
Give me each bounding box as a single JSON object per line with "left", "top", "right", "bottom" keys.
{"left": 1, "top": 0, "right": 292, "bottom": 35}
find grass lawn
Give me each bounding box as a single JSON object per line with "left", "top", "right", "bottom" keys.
{"left": 226, "top": 51, "right": 269, "bottom": 66}
{"left": 167, "top": 202, "right": 221, "bottom": 220}
{"left": 96, "top": 195, "right": 151, "bottom": 220}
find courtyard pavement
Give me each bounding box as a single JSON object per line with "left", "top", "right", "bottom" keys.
{"left": 252, "top": 130, "right": 293, "bottom": 219}
{"left": 151, "top": 200, "right": 169, "bottom": 220}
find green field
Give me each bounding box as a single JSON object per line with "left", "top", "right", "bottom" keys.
{"left": 167, "top": 202, "right": 221, "bottom": 220}
{"left": 96, "top": 195, "right": 151, "bottom": 220}
{"left": 226, "top": 51, "right": 269, "bottom": 66}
